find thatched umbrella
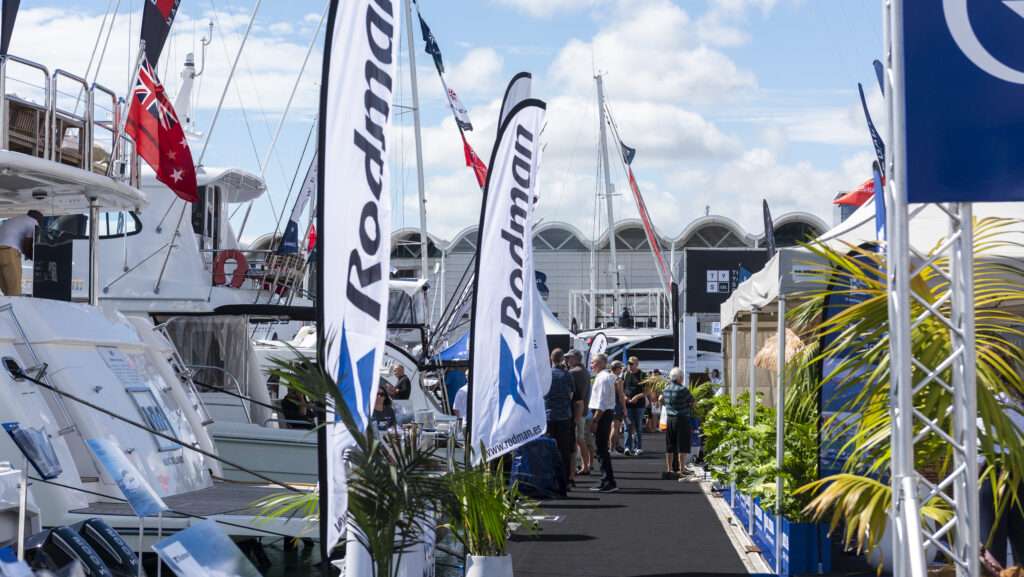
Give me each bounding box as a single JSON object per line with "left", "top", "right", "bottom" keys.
{"left": 753, "top": 327, "right": 805, "bottom": 371}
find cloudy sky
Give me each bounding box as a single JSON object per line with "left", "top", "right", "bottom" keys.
{"left": 7, "top": 0, "right": 883, "bottom": 243}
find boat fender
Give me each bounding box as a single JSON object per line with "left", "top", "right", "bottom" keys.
{"left": 212, "top": 250, "right": 248, "bottom": 288}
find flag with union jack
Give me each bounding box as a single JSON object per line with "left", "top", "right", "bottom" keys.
{"left": 125, "top": 54, "right": 198, "bottom": 202}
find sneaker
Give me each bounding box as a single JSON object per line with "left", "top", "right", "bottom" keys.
{"left": 599, "top": 484, "right": 619, "bottom": 493}
{"left": 635, "top": 449, "right": 644, "bottom": 455}
{"left": 568, "top": 479, "right": 577, "bottom": 488}
{"left": 610, "top": 450, "right": 623, "bottom": 456}
{"left": 661, "top": 471, "right": 675, "bottom": 480}
{"left": 623, "top": 449, "right": 631, "bottom": 456}
{"left": 615, "top": 446, "right": 625, "bottom": 453}
{"left": 589, "top": 485, "right": 605, "bottom": 492}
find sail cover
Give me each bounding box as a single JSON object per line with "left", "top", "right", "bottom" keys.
{"left": 468, "top": 92, "right": 550, "bottom": 462}
{"left": 318, "top": 0, "right": 399, "bottom": 554}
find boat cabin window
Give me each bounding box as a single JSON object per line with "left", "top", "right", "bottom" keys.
{"left": 191, "top": 185, "right": 221, "bottom": 252}
{"left": 38, "top": 212, "right": 142, "bottom": 239}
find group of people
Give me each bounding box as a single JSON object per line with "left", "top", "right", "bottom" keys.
{"left": 543, "top": 348, "right": 699, "bottom": 494}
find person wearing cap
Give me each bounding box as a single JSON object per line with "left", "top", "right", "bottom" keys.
{"left": 623, "top": 356, "right": 647, "bottom": 455}
{"left": 0, "top": 210, "right": 43, "bottom": 296}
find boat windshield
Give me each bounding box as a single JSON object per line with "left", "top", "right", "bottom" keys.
{"left": 388, "top": 288, "right": 426, "bottom": 325}
{"left": 162, "top": 316, "right": 250, "bottom": 395}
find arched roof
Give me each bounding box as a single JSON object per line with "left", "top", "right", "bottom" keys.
{"left": 675, "top": 215, "right": 753, "bottom": 249}
{"left": 593, "top": 219, "right": 672, "bottom": 251}
{"left": 753, "top": 212, "right": 829, "bottom": 247}
{"left": 390, "top": 228, "right": 444, "bottom": 259}
{"left": 533, "top": 221, "right": 589, "bottom": 250}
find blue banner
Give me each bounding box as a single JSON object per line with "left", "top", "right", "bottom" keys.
{"left": 903, "top": 1, "right": 1024, "bottom": 202}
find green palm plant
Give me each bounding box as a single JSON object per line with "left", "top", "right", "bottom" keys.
{"left": 253, "top": 354, "right": 451, "bottom": 577}
{"left": 789, "top": 216, "right": 1024, "bottom": 558}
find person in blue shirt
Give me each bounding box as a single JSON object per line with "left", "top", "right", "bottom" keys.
{"left": 444, "top": 367, "right": 467, "bottom": 411}
{"left": 545, "top": 348, "right": 576, "bottom": 489}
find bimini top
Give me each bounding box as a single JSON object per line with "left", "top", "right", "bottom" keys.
{"left": 0, "top": 149, "right": 148, "bottom": 216}
{"left": 141, "top": 165, "right": 267, "bottom": 204}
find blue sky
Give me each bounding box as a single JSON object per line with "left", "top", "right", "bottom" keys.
{"left": 8, "top": 0, "right": 883, "bottom": 243}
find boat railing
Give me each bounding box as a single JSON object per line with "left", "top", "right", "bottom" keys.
{"left": 200, "top": 247, "right": 311, "bottom": 302}
{"left": 0, "top": 54, "right": 140, "bottom": 187}
{"left": 187, "top": 363, "right": 252, "bottom": 424}
{"left": 0, "top": 304, "right": 76, "bottom": 435}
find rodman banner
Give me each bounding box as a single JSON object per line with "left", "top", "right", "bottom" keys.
{"left": 317, "top": 0, "right": 399, "bottom": 555}
{"left": 469, "top": 94, "right": 550, "bottom": 462}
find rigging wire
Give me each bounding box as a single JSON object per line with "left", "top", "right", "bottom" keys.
{"left": 552, "top": 82, "right": 595, "bottom": 222}
{"left": 814, "top": 1, "right": 855, "bottom": 87}
{"left": 269, "top": 116, "right": 318, "bottom": 241}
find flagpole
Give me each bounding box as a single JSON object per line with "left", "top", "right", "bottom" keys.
{"left": 107, "top": 43, "right": 146, "bottom": 179}
{"left": 404, "top": 0, "right": 430, "bottom": 285}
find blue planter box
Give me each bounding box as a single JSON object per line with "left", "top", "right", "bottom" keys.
{"left": 720, "top": 488, "right": 831, "bottom": 575}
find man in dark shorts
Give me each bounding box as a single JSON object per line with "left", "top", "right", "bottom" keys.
{"left": 659, "top": 367, "right": 695, "bottom": 480}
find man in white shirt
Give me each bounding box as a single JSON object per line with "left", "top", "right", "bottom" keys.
{"left": 0, "top": 210, "right": 43, "bottom": 296}
{"left": 588, "top": 353, "right": 618, "bottom": 492}
{"left": 452, "top": 384, "right": 469, "bottom": 419}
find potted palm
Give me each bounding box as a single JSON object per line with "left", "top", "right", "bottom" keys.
{"left": 254, "top": 356, "right": 450, "bottom": 577}
{"left": 440, "top": 448, "right": 539, "bottom": 577}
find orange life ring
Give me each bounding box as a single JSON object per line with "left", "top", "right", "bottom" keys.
{"left": 212, "top": 250, "right": 248, "bottom": 288}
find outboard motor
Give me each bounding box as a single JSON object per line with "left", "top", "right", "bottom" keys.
{"left": 24, "top": 526, "right": 113, "bottom": 577}
{"left": 71, "top": 519, "right": 142, "bottom": 577}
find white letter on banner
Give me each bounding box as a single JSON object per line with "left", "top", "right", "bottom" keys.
{"left": 469, "top": 98, "right": 551, "bottom": 462}
{"left": 320, "top": 0, "right": 399, "bottom": 553}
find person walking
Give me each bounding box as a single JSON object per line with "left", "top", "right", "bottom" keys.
{"left": 588, "top": 353, "right": 618, "bottom": 492}
{"left": 545, "top": 349, "right": 576, "bottom": 489}
{"left": 659, "top": 367, "right": 696, "bottom": 480}
{"left": 609, "top": 360, "right": 627, "bottom": 454}
{"left": 623, "top": 356, "right": 646, "bottom": 455}
{"left": 565, "top": 348, "right": 591, "bottom": 482}
{"left": 0, "top": 210, "right": 43, "bottom": 296}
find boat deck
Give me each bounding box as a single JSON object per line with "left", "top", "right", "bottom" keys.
{"left": 70, "top": 480, "right": 295, "bottom": 518}
{"left": 506, "top": 448, "right": 755, "bottom": 577}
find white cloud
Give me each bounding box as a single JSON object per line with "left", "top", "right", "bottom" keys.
{"left": 490, "top": 0, "right": 612, "bottom": 19}
{"left": 267, "top": 22, "right": 294, "bottom": 36}
{"left": 444, "top": 48, "right": 504, "bottom": 97}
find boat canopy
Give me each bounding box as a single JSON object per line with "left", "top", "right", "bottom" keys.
{"left": 0, "top": 150, "right": 148, "bottom": 216}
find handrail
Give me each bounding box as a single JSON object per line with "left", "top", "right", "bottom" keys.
{"left": 151, "top": 323, "right": 215, "bottom": 426}
{"left": 0, "top": 304, "right": 75, "bottom": 435}
{"left": 50, "top": 69, "right": 90, "bottom": 167}
{"left": 0, "top": 55, "right": 51, "bottom": 158}
{"left": 187, "top": 363, "right": 251, "bottom": 424}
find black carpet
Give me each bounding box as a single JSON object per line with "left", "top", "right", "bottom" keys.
{"left": 506, "top": 448, "right": 749, "bottom": 577}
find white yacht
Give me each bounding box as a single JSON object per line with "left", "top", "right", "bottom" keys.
{"left": 0, "top": 53, "right": 311, "bottom": 547}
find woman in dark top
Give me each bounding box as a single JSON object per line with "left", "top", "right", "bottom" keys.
{"left": 372, "top": 388, "right": 397, "bottom": 429}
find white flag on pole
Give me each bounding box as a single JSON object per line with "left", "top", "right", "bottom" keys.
{"left": 319, "top": 0, "right": 399, "bottom": 553}
{"left": 468, "top": 92, "right": 550, "bottom": 462}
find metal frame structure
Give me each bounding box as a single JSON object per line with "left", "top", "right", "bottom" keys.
{"left": 884, "top": 2, "right": 978, "bottom": 575}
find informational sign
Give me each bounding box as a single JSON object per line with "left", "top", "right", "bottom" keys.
{"left": 31, "top": 228, "right": 74, "bottom": 301}
{"left": 98, "top": 347, "right": 182, "bottom": 451}
{"left": 679, "top": 316, "right": 697, "bottom": 374}
{"left": 682, "top": 249, "right": 769, "bottom": 314}
{"left": 902, "top": 0, "right": 1024, "bottom": 202}
{"left": 85, "top": 438, "right": 167, "bottom": 518}
{"left": 152, "top": 519, "right": 261, "bottom": 577}
{"left": 3, "top": 422, "right": 61, "bottom": 479}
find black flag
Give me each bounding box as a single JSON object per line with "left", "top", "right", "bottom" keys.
{"left": 620, "top": 141, "right": 636, "bottom": 165}
{"left": 141, "top": 0, "right": 181, "bottom": 68}
{"left": 1, "top": 0, "right": 19, "bottom": 56}
{"left": 763, "top": 199, "right": 776, "bottom": 259}
{"left": 858, "top": 82, "right": 886, "bottom": 177}
{"left": 418, "top": 13, "right": 444, "bottom": 73}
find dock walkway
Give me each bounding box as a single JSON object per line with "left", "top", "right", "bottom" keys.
{"left": 507, "top": 448, "right": 753, "bottom": 577}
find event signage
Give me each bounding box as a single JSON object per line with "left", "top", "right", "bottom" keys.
{"left": 902, "top": 0, "right": 1024, "bottom": 202}
{"left": 468, "top": 90, "right": 550, "bottom": 462}
{"left": 152, "top": 519, "right": 261, "bottom": 577}
{"left": 3, "top": 423, "right": 61, "bottom": 479}
{"left": 682, "top": 249, "right": 770, "bottom": 314}
{"left": 318, "top": 0, "right": 400, "bottom": 553}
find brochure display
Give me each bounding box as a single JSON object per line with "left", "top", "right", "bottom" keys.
{"left": 152, "top": 520, "right": 262, "bottom": 577}
{"left": 3, "top": 422, "right": 62, "bottom": 561}
{"left": 86, "top": 438, "right": 167, "bottom": 577}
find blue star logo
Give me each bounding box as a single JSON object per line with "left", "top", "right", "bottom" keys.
{"left": 498, "top": 335, "right": 530, "bottom": 415}
{"left": 336, "top": 323, "right": 376, "bottom": 430}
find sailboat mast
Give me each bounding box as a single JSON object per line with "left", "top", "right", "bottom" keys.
{"left": 596, "top": 74, "right": 620, "bottom": 323}
{"left": 404, "top": 0, "right": 430, "bottom": 283}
